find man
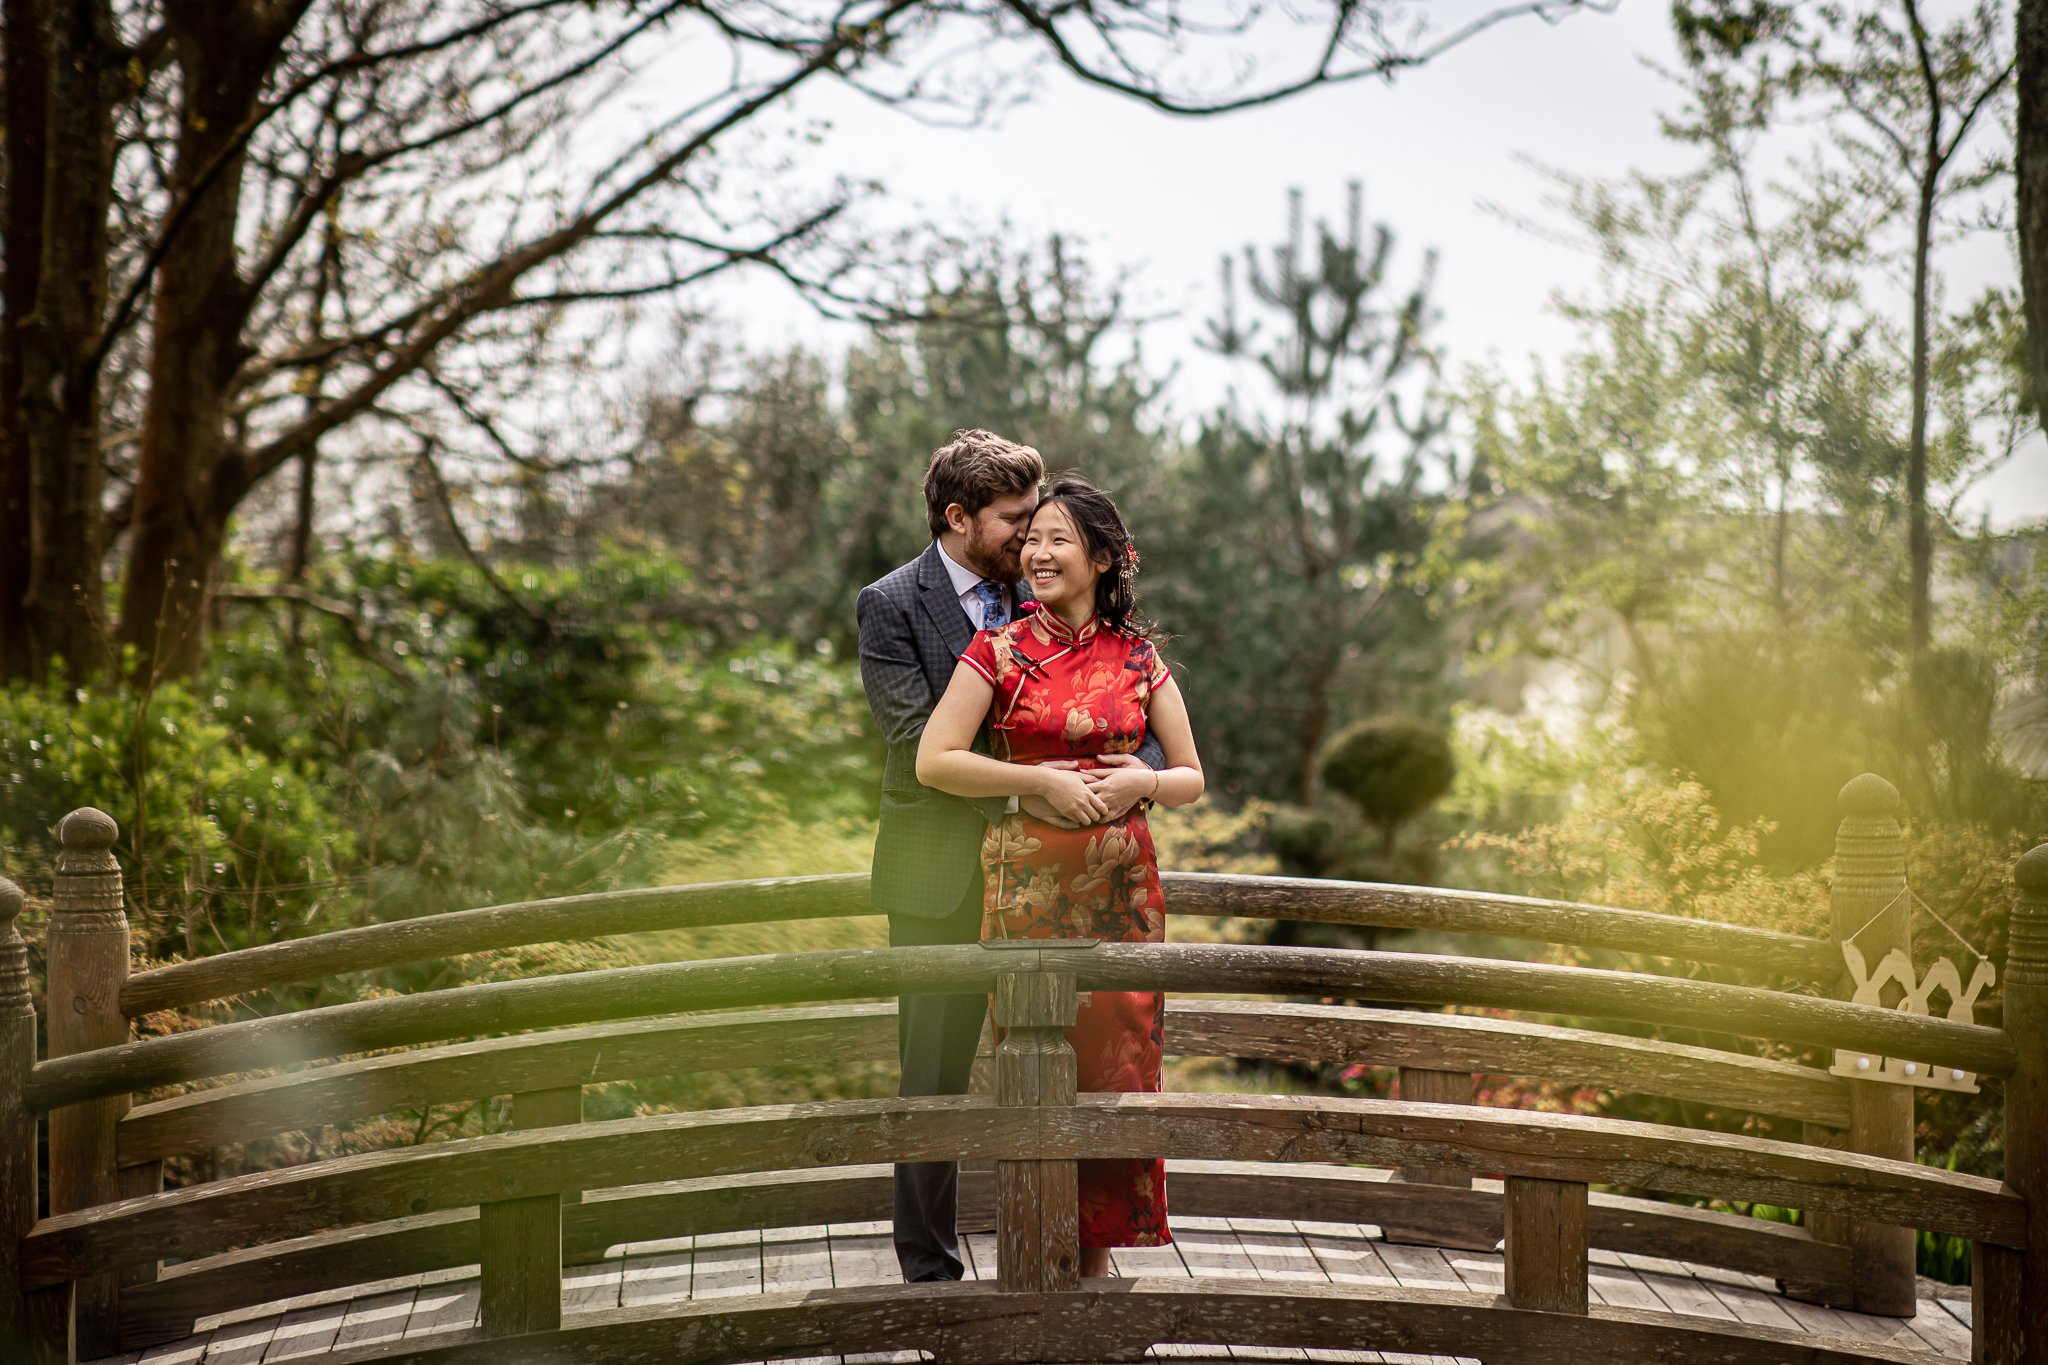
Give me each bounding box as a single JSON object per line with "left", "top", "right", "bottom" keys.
{"left": 856, "top": 428, "right": 1163, "bottom": 1282}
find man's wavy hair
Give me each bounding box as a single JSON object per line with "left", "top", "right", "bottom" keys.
{"left": 1034, "top": 474, "right": 1153, "bottom": 639}
{"left": 924, "top": 429, "right": 1045, "bottom": 537}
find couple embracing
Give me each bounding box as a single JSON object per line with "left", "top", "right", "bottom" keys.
{"left": 856, "top": 429, "right": 1205, "bottom": 1284}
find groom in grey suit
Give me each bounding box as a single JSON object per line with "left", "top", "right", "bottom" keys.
{"left": 856, "top": 429, "right": 1161, "bottom": 1282}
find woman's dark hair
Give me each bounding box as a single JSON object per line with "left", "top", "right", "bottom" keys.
{"left": 1034, "top": 474, "right": 1152, "bottom": 638}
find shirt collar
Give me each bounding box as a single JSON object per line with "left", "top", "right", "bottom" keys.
{"left": 935, "top": 540, "right": 995, "bottom": 601}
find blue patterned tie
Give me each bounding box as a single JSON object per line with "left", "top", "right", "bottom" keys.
{"left": 973, "top": 579, "right": 1009, "bottom": 630}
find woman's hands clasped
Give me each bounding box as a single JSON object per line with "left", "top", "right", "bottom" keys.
{"left": 1031, "top": 762, "right": 1110, "bottom": 826}
{"left": 1020, "top": 753, "right": 1152, "bottom": 829}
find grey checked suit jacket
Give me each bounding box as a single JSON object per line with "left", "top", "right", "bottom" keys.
{"left": 857, "top": 541, "right": 1164, "bottom": 920}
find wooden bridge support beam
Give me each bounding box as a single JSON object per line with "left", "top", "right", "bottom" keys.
{"left": 993, "top": 957, "right": 1080, "bottom": 1292}
{"left": 1978, "top": 846, "right": 2048, "bottom": 1364}
{"left": 46, "top": 809, "right": 132, "bottom": 1359}
{"left": 1502, "top": 1176, "right": 1588, "bottom": 1315}
{"left": 479, "top": 1085, "right": 582, "bottom": 1336}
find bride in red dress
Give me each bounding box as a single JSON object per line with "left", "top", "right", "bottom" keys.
{"left": 917, "top": 475, "right": 1205, "bottom": 1279}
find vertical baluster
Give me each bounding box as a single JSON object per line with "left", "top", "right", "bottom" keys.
{"left": 3, "top": 875, "right": 67, "bottom": 1363}
{"left": 479, "top": 1085, "right": 581, "bottom": 1336}
{"left": 994, "top": 958, "right": 1079, "bottom": 1292}
{"left": 1501, "top": 1176, "right": 1587, "bottom": 1315}
{"left": 1975, "top": 845, "right": 2048, "bottom": 1364}
{"left": 1382, "top": 1066, "right": 1490, "bottom": 1250}
{"left": 46, "top": 808, "right": 131, "bottom": 1357}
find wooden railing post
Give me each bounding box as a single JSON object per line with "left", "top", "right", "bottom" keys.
{"left": 46, "top": 808, "right": 132, "bottom": 1357}
{"left": 4, "top": 875, "right": 68, "bottom": 1363}
{"left": 1976, "top": 845, "right": 2048, "bottom": 1363}
{"left": 993, "top": 954, "right": 1080, "bottom": 1292}
{"left": 479, "top": 1085, "right": 581, "bottom": 1336}
{"left": 1804, "top": 774, "right": 1916, "bottom": 1317}
{"left": 1502, "top": 1176, "right": 1588, "bottom": 1315}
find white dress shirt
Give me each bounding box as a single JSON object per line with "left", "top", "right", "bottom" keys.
{"left": 936, "top": 541, "right": 1012, "bottom": 629}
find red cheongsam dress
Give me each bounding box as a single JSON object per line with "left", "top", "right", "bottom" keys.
{"left": 958, "top": 606, "right": 1171, "bottom": 1248}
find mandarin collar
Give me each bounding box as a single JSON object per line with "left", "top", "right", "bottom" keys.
{"left": 1033, "top": 609, "right": 1099, "bottom": 645}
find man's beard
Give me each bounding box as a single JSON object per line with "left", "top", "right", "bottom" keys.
{"left": 969, "top": 537, "right": 1023, "bottom": 582}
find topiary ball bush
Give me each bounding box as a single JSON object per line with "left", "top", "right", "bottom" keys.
{"left": 1320, "top": 715, "right": 1456, "bottom": 833}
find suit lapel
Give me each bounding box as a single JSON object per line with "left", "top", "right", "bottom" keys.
{"left": 916, "top": 542, "right": 975, "bottom": 660}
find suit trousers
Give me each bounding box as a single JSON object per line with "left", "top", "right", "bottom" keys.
{"left": 889, "top": 868, "right": 988, "bottom": 1282}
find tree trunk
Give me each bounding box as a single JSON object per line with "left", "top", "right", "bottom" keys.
{"left": 0, "top": 0, "right": 117, "bottom": 685}
{"left": 1906, "top": 181, "right": 1935, "bottom": 662}
{"left": 2020, "top": 0, "right": 2048, "bottom": 440}
{"left": 0, "top": 0, "right": 53, "bottom": 681}
{"left": 114, "top": 8, "right": 272, "bottom": 681}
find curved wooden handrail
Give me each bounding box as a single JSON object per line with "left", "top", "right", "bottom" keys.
{"left": 21, "top": 1091, "right": 2022, "bottom": 1288}
{"left": 116, "top": 997, "right": 1853, "bottom": 1165}
{"left": 118, "top": 875, "right": 875, "bottom": 1018}
{"left": 33, "top": 941, "right": 2011, "bottom": 1112}
{"left": 1163, "top": 872, "right": 1837, "bottom": 979}
{"left": 117, "top": 871, "right": 1838, "bottom": 1017}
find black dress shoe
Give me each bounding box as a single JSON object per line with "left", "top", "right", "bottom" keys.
{"left": 908, "top": 1271, "right": 961, "bottom": 1282}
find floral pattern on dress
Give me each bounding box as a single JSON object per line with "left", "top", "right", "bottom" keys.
{"left": 960, "top": 609, "right": 1173, "bottom": 1249}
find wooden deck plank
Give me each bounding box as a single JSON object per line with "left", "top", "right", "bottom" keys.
{"left": 400, "top": 1272, "right": 477, "bottom": 1339}
{"left": 1367, "top": 1242, "right": 1464, "bottom": 1294}
{"left": 1627, "top": 1264, "right": 1741, "bottom": 1323}
{"left": 139, "top": 1337, "right": 212, "bottom": 1364}
{"left": 1901, "top": 1302, "right": 1973, "bottom": 1359}
{"left": 1113, "top": 1239, "right": 1191, "bottom": 1278}
{"left": 259, "top": 1302, "right": 348, "bottom": 1361}
{"left": 326, "top": 1280, "right": 418, "bottom": 1351}
{"left": 692, "top": 1229, "right": 763, "bottom": 1299}
{"left": 1229, "top": 1218, "right": 1328, "bottom": 1283}
{"left": 1441, "top": 1250, "right": 1505, "bottom": 1295}
{"left": 561, "top": 1257, "right": 624, "bottom": 1314}
{"left": 1937, "top": 1296, "right": 1972, "bottom": 1329}
{"left": 762, "top": 1225, "right": 834, "bottom": 1292}
{"left": 200, "top": 1316, "right": 279, "bottom": 1365}
{"left": 1587, "top": 1262, "right": 1670, "bottom": 1312}
{"left": 618, "top": 1239, "right": 693, "bottom": 1309}
{"left": 963, "top": 1230, "right": 999, "bottom": 1282}
{"left": 1699, "top": 1279, "right": 1802, "bottom": 1331}
{"left": 825, "top": 1221, "right": 900, "bottom": 1289}
{"left": 1771, "top": 1291, "right": 1895, "bottom": 1344}
{"left": 1294, "top": 1222, "right": 1399, "bottom": 1290}
{"left": 1171, "top": 1216, "right": 1260, "bottom": 1278}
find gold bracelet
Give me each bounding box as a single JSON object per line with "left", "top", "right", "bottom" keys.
{"left": 1148, "top": 770, "right": 1162, "bottom": 803}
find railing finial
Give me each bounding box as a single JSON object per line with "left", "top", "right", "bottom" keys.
{"left": 1837, "top": 772, "right": 1900, "bottom": 817}
{"left": 0, "top": 878, "right": 27, "bottom": 1018}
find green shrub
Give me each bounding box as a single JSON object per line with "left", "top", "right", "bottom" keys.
{"left": 0, "top": 671, "right": 351, "bottom": 964}
{"left": 1319, "top": 716, "right": 1457, "bottom": 852}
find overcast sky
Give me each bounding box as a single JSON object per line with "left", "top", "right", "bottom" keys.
{"left": 693, "top": 0, "right": 2045, "bottom": 528}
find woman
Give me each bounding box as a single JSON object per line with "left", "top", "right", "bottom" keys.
{"left": 916, "top": 475, "right": 1204, "bottom": 1278}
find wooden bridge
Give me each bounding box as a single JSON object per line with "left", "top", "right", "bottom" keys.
{"left": 0, "top": 775, "right": 2044, "bottom": 1363}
